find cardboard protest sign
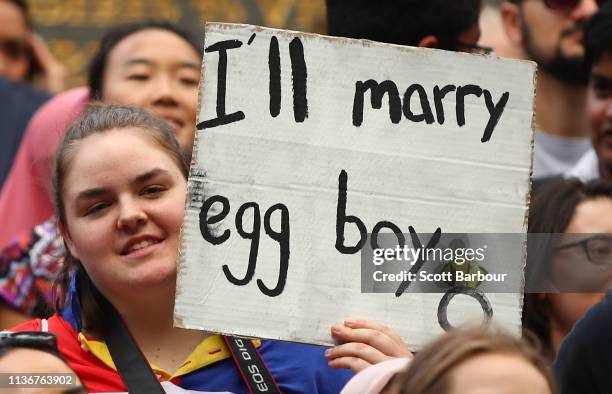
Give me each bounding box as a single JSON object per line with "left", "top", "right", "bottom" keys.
{"left": 175, "top": 23, "right": 535, "bottom": 347}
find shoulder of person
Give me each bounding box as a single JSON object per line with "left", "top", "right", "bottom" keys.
{"left": 554, "top": 292, "right": 612, "bottom": 394}
{"left": 340, "top": 357, "right": 410, "bottom": 394}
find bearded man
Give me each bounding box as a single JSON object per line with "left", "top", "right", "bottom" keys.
{"left": 502, "top": 0, "right": 600, "bottom": 179}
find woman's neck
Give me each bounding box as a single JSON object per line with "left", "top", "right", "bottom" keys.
{"left": 109, "top": 286, "right": 210, "bottom": 373}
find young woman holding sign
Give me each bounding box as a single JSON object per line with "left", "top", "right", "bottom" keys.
{"left": 10, "top": 104, "right": 410, "bottom": 393}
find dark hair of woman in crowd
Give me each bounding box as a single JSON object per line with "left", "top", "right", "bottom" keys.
{"left": 87, "top": 19, "right": 202, "bottom": 100}
{"left": 524, "top": 178, "right": 612, "bottom": 359}
{"left": 393, "top": 327, "right": 555, "bottom": 394}
{"left": 52, "top": 103, "right": 188, "bottom": 335}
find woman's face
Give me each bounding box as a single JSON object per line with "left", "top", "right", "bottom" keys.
{"left": 60, "top": 128, "right": 187, "bottom": 302}
{"left": 551, "top": 197, "right": 612, "bottom": 292}
{"left": 545, "top": 197, "right": 612, "bottom": 339}
{"left": 102, "top": 29, "right": 200, "bottom": 154}
{"left": 447, "top": 353, "right": 551, "bottom": 394}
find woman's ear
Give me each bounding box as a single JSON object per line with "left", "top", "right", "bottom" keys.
{"left": 417, "top": 35, "right": 439, "bottom": 49}
{"left": 57, "top": 218, "right": 80, "bottom": 260}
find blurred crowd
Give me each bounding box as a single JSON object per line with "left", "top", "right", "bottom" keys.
{"left": 0, "top": 0, "right": 611, "bottom": 393}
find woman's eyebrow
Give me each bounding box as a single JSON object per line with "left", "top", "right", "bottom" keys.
{"left": 123, "top": 58, "right": 153, "bottom": 67}
{"left": 123, "top": 58, "right": 199, "bottom": 70}
{"left": 132, "top": 168, "right": 173, "bottom": 184}
{"left": 177, "top": 61, "right": 200, "bottom": 70}
{"left": 76, "top": 187, "right": 108, "bottom": 202}
{"left": 74, "top": 169, "right": 173, "bottom": 203}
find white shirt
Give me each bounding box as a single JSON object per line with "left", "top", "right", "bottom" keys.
{"left": 533, "top": 129, "right": 592, "bottom": 178}
{"left": 565, "top": 148, "right": 599, "bottom": 182}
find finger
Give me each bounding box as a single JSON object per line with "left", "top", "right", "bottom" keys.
{"left": 325, "top": 342, "right": 390, "bottom": 365}
{"left": 331, "top": 324, "right": 406, "bottom": 357}
{"left": 344, "top": 319, "right": 405, "bottom": 345}
{"left": 327, "top": 356, "right": 371, "bottom": 373}
{"left": 29, "top": 33, "right": 64, "bottom": 70}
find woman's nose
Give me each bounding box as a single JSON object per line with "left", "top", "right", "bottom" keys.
{"left": 116, "top": 198, "right": 147, "bottom": 230}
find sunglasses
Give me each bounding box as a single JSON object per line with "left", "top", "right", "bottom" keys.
{"left": 0, "top": 331, "right": 59, "bottom": 354}
{"left": 455, "top": 41, "right": 494, "bottom": 55}
{"left": 543, "top": 0, "right": 607, "bottom": 12}
{"left": 0, "top": 38, "right": 29, "bottom": 61}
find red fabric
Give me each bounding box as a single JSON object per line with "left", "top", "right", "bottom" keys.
{"left": 12, "top": 315, "right": 127, "bottom": 393}
{"left": 0, "top": 87, "right": 89, "bottom": 250}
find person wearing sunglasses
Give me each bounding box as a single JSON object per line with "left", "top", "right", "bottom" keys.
{"left": 326, "top": 0, "right": 490, "bottom": 56}
{"left": 501, "top": 0, "right": 600, "bottom": 181}
{"left": 0, "top": 0, "right": 66, "bottom": 92}
{"left": 0, "top": 0, "right": 67, "bottom": 191}
{"left": 0, "top": 332, "right": 86, "bottom": 393}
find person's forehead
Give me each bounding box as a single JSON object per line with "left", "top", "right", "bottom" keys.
{"left": 0, "top": 0, "right": 28, "bottom": 36}
{"left": 70, "top": 128, "right": 168, "bottom": 164}
{"left": 107, "top": 28, "right": 199, "bottom": 67}
{"left": 566, "top": 198, "right": 612, "bottom": 233}
{"left": 64, "top": 129, "right": 179, "bottom": 189}
{"left": 0, "top": 348, "right": 73, "bottom": 373}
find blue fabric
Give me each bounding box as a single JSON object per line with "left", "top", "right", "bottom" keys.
{"left": 179, "top": 340, "right": 353, "bottom": 393}
{"left": 0, "top": 77, "right": 49, "bottom": 188}
{"left": 62, "top": 271, "right": 353, "bottom": 393}
{"left": 554, "top": 292, "right": 612, "bottom": 394}
{"left": 60, "top": 272, "right": 82, "bottom": 332}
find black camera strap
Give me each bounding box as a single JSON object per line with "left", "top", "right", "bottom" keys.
{"left": 85, "top": 283, "right": 279, "bottom": 393}
{"left": 224, "top": 336, "right": 281, "bottom": 394}
{"left": 100, "top": 295, "right": 166, "bottom": 394}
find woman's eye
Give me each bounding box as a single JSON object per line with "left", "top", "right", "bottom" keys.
{"left": 592, "top": 246, "right": 612, "bottom": 256}
{"left": 127, "top": 74, "right": 149, "bottom": 81}
{"left": 142, "top": 185, "right": 165, "bottom": 196}
{"left": 180, "top": 77, "right": 199, "bottom": 86}
{"left": 85, "top": 202, "right": 108, "bottom": 216}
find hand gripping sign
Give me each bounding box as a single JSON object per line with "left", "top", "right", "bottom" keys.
{"left": 175, "top": 23, "right": 535, "bottom": 348}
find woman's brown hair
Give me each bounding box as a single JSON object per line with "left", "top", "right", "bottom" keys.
{"left": 52, "top": 103, "right": 188, "bottom": 335}
{"left": 394, "top": 327, "right": 555, "bottom": 394}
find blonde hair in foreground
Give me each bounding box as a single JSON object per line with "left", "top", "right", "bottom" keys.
{"left": 394, "top": 326, "right": 556, "bottom": 394}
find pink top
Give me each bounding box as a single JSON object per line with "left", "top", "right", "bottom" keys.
{"left": 0, "top": 87, "right": 89, "bottom": 250}
{"left": 340, "top": 357, "right": 411, "bottom": 394}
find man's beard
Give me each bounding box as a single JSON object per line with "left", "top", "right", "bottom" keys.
{"left": 599, "top": 159, "right": 612, "bottom": 180}
{"left": 521, "top": 21, "right": 590, "bottom": 86}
